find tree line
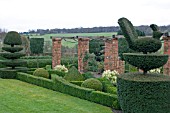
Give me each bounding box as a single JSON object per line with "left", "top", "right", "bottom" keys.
{"left": 27, "top": 25, "right": 170, "bottom": 35}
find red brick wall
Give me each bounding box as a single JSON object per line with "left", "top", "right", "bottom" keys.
{"left": 104, "top": 38, "right": 124, "bottom": 74}
{"left": 163, "top": 37, "right": 170, "bottom": 75}
{"left": 78, "top": 38, "right": 89, "bottom": 72}
{"left": 52, "top": 38, "right": 62, "bottom": 69}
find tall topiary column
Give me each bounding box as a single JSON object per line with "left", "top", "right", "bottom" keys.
{"left": 117, "top": 18, "right": 170, "bottom": 113}
{"left": 0, "top": 31, "right": 27, "bottom": 78}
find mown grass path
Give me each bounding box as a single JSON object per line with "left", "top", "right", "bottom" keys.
{"left": 0, "top": 79, "right": 113, "bottom": 113}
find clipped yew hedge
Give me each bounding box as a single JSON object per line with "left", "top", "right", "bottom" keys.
{"left": 117, "top": 72, "right": 170, "bottom": 113}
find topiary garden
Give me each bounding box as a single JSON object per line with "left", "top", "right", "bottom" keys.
{"left": 117, "top": 17, "right": 170, "bottom": 113}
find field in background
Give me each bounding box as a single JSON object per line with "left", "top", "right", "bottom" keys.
{"left": 27, "top": 32, "right": 116, "bottom": 48}
{"left": 0, "top": 79, "right": 113, "bottom": 113}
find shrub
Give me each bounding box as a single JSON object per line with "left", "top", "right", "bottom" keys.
{"left": 54, "top": 65, "right": 68, "bottom": 73}
{"left": 102, "top": 70, "right": 119, "bottom": 84}
{"left": 64, "top": 66, "right": 84, "bottom": 81}
{"left": 82, "top": 72, "right": 95, "bottom": 80}
{"left": 30, "top": 38, "right": 44, "bottom": 54}
{"left": 81, "top": 78, "right": 103, "bottom": 91}
{"left": 33, "top": 68, "right": 49, "bottom": 78}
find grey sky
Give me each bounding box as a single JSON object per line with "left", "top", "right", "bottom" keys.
{"left": 0, "top": 0, "right": 170, "bottom": 32}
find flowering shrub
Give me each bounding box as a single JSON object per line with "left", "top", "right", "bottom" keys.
{"left": 102, "top": 70, "right": 119, "bottom": 84}
{"left": 149, "top": 68, "right": 161, "bottom": 73}
{"left": 54, "top": 65, "right": 68, "bottom": 73}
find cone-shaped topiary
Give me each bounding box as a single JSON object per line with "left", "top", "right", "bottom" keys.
{"left": 33, "top": 68, "right": 49, "bottom": 78}
{"left": 0, "top": 31, "right": 27, "bottom": 69}
{"left": 81, "top": 78, "right": 103, "bottom": 91}
{"left": 64, "top": 66, "right": 84, "bottom": 81}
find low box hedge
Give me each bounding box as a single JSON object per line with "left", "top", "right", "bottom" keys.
{"left": 17, "top": 72, "right": 53, "bottom": 89}
{"left": 16, "top": 72, "right": 121, "bottom": 109}
{"left": 53, "top": 75, "right": 93, "bottom": 100}
{"left": 90, "top": 91, "right": 120, "bottom": 109}
{"left": 0, "top": 69, "right": 17, "bottom": 79}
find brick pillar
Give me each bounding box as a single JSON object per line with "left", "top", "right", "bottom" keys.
{"left": 78, "top": 38, "right": 89, "bottom": 72}
{"left": 52, "top": 38, "right": 62, "bottom": 69}
{"left": 163, "top": 36, "right": 170, "bottom": 75}
{"left": 104, "top": 38, "right": 124, "bottom": 74}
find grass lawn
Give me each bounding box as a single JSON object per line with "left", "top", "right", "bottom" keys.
{"left": 0, "top": 79, "right": 113, "bottom": 113}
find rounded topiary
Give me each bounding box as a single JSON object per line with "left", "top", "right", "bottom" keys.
{"left": 81, "top": 78, "right": 103, "bottom": 91}
{"left": 3, "top": 31, "right": 22, "bottom": 46}
{"left": 33, "top": 68, "right": 49, "bottom": 78}
{"left": 117, "top": 73, "right": 170, "bottom": 113}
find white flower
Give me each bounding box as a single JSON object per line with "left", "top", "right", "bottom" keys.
{"left": 54, "top": 65, "right": 68, "bottom": 73}
{"left": 102, "top": 70, "right": 119, "bottom": 84}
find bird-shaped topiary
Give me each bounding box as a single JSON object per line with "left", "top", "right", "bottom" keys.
{"left": 118, "top": 17, "right": 168, "bottom": 74}
{"left": 117, "top": 17, "right": 170, "bottom": 113}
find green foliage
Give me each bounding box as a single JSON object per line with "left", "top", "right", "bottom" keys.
{"left": 118, "top": 17, "right": 163, "bottom": 53}
{"left": 26, "top": 59, "right": 52, "bottom": 68}
{"left": 17, "top": 72, "right": 120, "bottom": 109}
{"left": 33, "top": 68, "right": 49, "bottom": 78}
{"left": 21, "top": 56, "right": 52, "bottom": 59}
{"left": 83, "top": 52, "right": 98, "bottom": 72}
{"left": 118, "top": 38, "right": 135, "bottom": 60}
{"left": 82, "top": 72, "right": 95, "bottom": 79}
{"left": 118, "top": 17, "right": 138, "bottom": 48}
{"left": 90, "top": 91, "right": 120, "bottom": 109}
{"left": 117, "top": 72, "right": 170, "bottom": 113}
{"left": 81, "top": 78, "right": 103, "bottom": 91}
{"left": 3, "top": 31, "right": 22, "bottom": 45}
{"left": 17, "top": 72, "right": 53, "bottom": 89}
{"left": 54, "top": 75, "right": 94, "bottom": 100}
{"left": 0, "top": 31, "right": 26, "bottom": 69}
{"left": 2, "top": 47, "right": 23, "bottom": 53}
{"left": 61, "top": 57, "right": 78, "bottom": 69}
{"left": 123, "top": 53, "right": 168, "bottom": 74}
{"left": 45, "top": 65, "right": 52, "bottom": 71}
{"left": 1, "top": 52, "right": 25, "bottom": 59}
{"left": 0, "top": 69, "right": 17, "bottom": 79}
{"left": 70, "top": 81, "right": 84, "bottom": 86}
{"left": 89, "top": 39, "right": 104, "bottom": 61}
{"left": 64, "top": 66, "right": 84, "bottom": 81}
{"left": 30, "top": 38, "right": 44, "bottom": 54}
{"left": 48, "top": 70, "right": 66, "bottom": 77}
{"left": 134, "top": 37, "right": 162, "bottom": 53}
{"left": 1, "top": 60, "right": 27, "bottom": 68}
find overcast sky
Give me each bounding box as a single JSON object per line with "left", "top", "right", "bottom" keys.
{"left": 0, "top": 0, "right": 170, "bottom": 32}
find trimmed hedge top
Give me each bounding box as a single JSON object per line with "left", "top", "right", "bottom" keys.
{"left": 4, "top": 31, "right": 22, "bottom": 45}
{"left": 117, "top": 72, "right": 170, "bottom": 82}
